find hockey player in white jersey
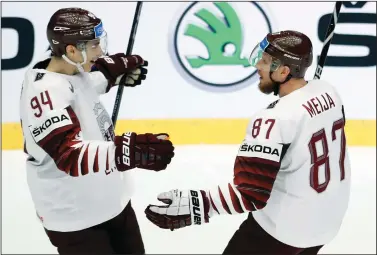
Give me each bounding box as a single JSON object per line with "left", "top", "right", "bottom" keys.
{"left": 19, "top": 7, "right": 175, "bottom": 254}
{"left": 145, "top": 30, "right": 351, "bottom": 254}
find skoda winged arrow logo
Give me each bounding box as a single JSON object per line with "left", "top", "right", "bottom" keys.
{"left": 169, "top": 2, "right": 273, "bottom": 92}
{"left": 184, "top": 2, "right": 251, "bottom": 68}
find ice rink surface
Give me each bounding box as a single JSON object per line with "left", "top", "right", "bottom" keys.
{"left": 2, "top": 145, "right": 376, "bottom": 254}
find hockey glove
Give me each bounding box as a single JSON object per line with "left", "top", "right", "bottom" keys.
{"left": 145, "top": 189, "right": 210, "bottom": 231}
{"left": 93, "top": 53, "right": 148, "bottom": 89}
{"left": 114, "top": 132, "right": 174, "bottom": 172}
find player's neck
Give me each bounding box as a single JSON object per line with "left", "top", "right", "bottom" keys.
{"left": 46, "top": 57, "right": 79, "bottom": 75}
{"left": 279, "top": 78, "right": 308, "bottom": 97}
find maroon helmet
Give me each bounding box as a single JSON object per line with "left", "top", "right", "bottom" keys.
{"left": 249, "top": 30, "right": 313, "bottom": 78}
{"left": 47, "top": 7, "right": 107, "bottom": 57}
{"left": 249, "top": 30, "right": 313, "bottom": 95}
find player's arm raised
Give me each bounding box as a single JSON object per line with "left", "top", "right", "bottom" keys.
{"left": 145, "top": 113, "right": 295, "bottom": 230}
{"left": 26, "top": 77, "right": 173, "bottom": 177}
{"left": 90, "top": 54, "right": 148, "bottom": 95}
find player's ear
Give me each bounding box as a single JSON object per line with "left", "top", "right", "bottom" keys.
{"left": 65, "top": 45, "right": 74, "bottom": 55}
{"left": 66, "top": 45, "right": 80, "bottom": 58}
{"left": 281, "top": 65, "right": 291, "bottom": 78}
{"left": 65, "top": 44, "right": 82, "bottom": 62}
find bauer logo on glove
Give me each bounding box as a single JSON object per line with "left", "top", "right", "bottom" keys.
{"left": 145, "top": 189, "right": 210, "bottom": 231}
{"left": 114, "top": 132, "right": 174, "bottom": 172}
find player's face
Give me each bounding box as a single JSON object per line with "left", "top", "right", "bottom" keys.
{"left": 255, "top": 53, "right": 276, "bottom": 94}
{"left": 65, "top": 39, "right": 105, "bottom": 72}
{"left": 82, "top": 39, "right": 105, "bottom": 72}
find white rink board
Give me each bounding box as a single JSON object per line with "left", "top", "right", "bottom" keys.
{"left": 2, "top": 2, "right": 376, "bottom": 122}
{"left": 2, "top": 146, "right": 376, "bottom": 254}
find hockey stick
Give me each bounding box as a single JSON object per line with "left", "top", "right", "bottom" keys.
{"left": 111, "top": 1, "right": 143, "bottom": 127}
{"left": 313, "top": 1, "right": 342, "bottom": 80}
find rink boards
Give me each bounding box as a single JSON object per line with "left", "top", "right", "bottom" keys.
{"left": 2, "top": 118, "right": 376, "bottom": 150}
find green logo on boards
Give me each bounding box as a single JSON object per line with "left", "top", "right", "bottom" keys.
{"left": 185, "top": 2, "right": 251, "bottom": 68}
{"left": 170, "top": 2, "right": 273, "bottom": 92}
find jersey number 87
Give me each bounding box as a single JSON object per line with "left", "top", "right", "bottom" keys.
{"left": 308, "top": 117, "right": 346, "bottom": 193}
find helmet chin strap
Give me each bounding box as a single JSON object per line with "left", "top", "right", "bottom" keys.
{"left": 269, "top": 71, "right": 292, "bottom": 96}
{"left": 62, "top": 50, "right": 88, "bottom": 73}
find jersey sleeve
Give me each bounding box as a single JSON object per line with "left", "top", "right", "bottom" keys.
{"left": 206, "top": 112, "right": 296, "bottom": 216}
{"left": 25, "top": 76, "right": 116, "bottom": 177}
{"left": 87, "top": 71, "right": 111, "bottom": 95}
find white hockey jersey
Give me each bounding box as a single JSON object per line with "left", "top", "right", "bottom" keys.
{"left": 206, "top": 80, "right": 351, "bottom": 248}
{"left": 19, "top": 59, "right": 134, "bottom": 232}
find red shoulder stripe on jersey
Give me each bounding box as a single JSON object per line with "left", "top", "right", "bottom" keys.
{"left": 81, "top": 145, "right": 90, "bottom": 175}
{"left": 208, "top": 191, "right": 219, "bottom": 214}
{"left": 106, "top": 149, "right": 109, "bottom": 170}
{"left": 234, "top": 156, "right": 280, "bottom": 179}
{"left": 36, "top": 106, "right": 85, "bottom": 176}
{"left": 228, "top": 183, "right": 244, "bottom": 213}
{"left": 236, "top": 185, "right": 269, "bottom": 208}
{"left": 234, "top": 171, "right": 275, "bottom": 191}
{"left": 209, "top": 154, "right": 282, "bottom": 216}
{"left": 38, "top": 125, "right": 75, "bottom": 148}
{"left": 218, "top": 186, "right": 231, "bottom": 214}
{"left": 33, "top": 106, "right": 113, "bottom": 177}
{"left": 68, "top": 145, "right": 82, "bottom": 177}
{"left": 241, "top": 195, "right": 256, "bottom": 211}
{"left": 238, "top": 192, "right": 266, "bottom": 209}
{"left": 94, "top": 146, "right": 100, "bottom": 173}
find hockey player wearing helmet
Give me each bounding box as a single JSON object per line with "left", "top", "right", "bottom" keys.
{"left": 45, "top": 8, "right": 108, "bottom": 74}
{"left": 249, "top": 30, "right": 313, "bottom": 97}
{"left": 45, "top": 7, "right": 147, "bottom": 86}
{"left": 145, "top": 31, "right": 350, "bottom": 255}
{"left": 20, "top": 7, "right": 175, "bottom": 254}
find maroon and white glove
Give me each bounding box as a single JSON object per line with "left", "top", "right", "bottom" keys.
{"left": 114, "top": 132, "right": 174, "bottom": 172}
{"left": 93, "top": 54, "right": 148, "bottom": 89}
{"left": 145, "top": 189, "right": 210, "bottom": 231}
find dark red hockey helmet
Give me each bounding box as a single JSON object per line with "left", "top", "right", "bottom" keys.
{"left": 249, "top": 30, "right": 313, "bottom": 78}
{"left": 46, "top": 7, "right": 107, "bottom": 57}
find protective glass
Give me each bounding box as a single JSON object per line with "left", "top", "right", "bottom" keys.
{"left": 96, "top": 31, "right": 108, "bottom": 55}
{"left": 77, "top": 31, "right": 108, "bottom": 56}
{"left": 249, "top": 39, "right": 282, "bottom": 73}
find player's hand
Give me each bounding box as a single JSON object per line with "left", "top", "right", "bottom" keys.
{"left": 145, "top": 189, "right": 210, "bottom": 231}
{"left": 114, "top": 132, "right": 174, "bottom": 172}
{"left": 93, "top": 53, "right": 148, "bottom": 87}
